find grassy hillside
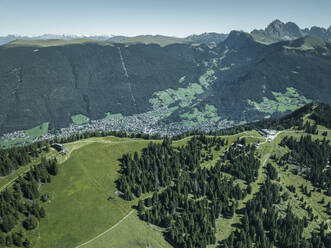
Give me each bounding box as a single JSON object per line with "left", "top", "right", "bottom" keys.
{"left": 28, "top": 137, "right": 160, "bottom": 248}
{"left": 0, "top": 104, "right": 329, "bottom": 248}
{"left": 71, "top": 114, "right": 89, "bottom": 125}
{"left": 30, "top": 124, "right": 330, "bottom": 248}
{"left": 82, "top": 211, "right": 172, "bottom": 248}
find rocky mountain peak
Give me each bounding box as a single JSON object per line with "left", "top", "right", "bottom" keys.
{"left": 265, "top": 19, "right": 302, "bottom": 40}
{"left": 224, "top": 30, "right": 254, "bottom": 49}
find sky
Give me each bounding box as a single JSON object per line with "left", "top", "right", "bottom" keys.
{"left": 0, "top": 0, "right": 330, "bottom": 37}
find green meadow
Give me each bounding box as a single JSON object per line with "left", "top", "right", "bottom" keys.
{"left": 29, "top": 137, "right": 157, "bottom": 248}
{"left": 14, "top": 122, "right": 329, "bottom": 248}
{"left": 71, "top": 114, "right": 89, "bottom": 125}
{"left": 248, "top": 87, "right": 311, "bottom": 114}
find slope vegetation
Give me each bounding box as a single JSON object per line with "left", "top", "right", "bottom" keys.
{"left": 1, "top": 33, "right": 331, "bottom": 143}
{"left": 28, "top": 137, "right": 159, "bottom": 248}
{"left": 0, "top": 103, "right": 330, "bottom": 248}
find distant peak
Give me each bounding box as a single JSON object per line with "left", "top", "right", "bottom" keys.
{"left": 224, "top": 31, "right": 255, "bottom": 49}
{"left": 266, "top": 20, "right": 285, "bottom": 30}
{"left": 268, "top": 19, "right": 284, "bottom": 27}
{"left": 227, "top": 30, "right": 253, "bottom": 40}
{"left": 264, "top": 19, "right": 303, "bottom": 41}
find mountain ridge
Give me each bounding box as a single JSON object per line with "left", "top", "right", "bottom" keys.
{"left": 0, "top": 102, "right": 329, "bottom": 247}
{"left": 252, "top": 19, "right": 331, "bottom": 43}
{"left": 0, "top": 32, "right": 330, "bottom": 147}
{"left": 1, "top": 19, "right": 330, "bottom": 46}
{"left": 0, "top": 34, "right": 112, "bottom": 45}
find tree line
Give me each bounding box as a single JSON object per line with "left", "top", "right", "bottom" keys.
{"left": 118, "top": 135, "right": 258, "bottom": 248}
{"left": 0, "top": 157, "right": 58, "bottom": 247}
{"left": 280, "top": 135, "right": 331, "bottom": 195}
{"left": 0, "top": 130, "right": 163, "bottom": 177}
{"left": 219, "top": 176, "right": 330, "bottom": 248}
{"left": 220, "top": 139, "right": 260, "bottom": 183}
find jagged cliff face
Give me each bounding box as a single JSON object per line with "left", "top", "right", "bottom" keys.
{"left": 0, "top": 34, "right": 331, "bottom": 136}
{"left": 251, "top": 20, "right": 331, "bottom": 44}
{"left": 264, "top": 20, "right": 303, "bottom": 40}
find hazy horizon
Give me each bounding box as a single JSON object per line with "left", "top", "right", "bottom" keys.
{"left": 0, "top": 0, "right": 330, "bottom": 37}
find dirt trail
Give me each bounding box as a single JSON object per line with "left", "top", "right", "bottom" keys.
{"left": 73, "top": 210, "right": 135, "bottom": 248}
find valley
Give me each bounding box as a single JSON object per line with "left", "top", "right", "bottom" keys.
{"left": 0, "top": 11, "right": 330, "bottom": 247}
{"left": 2, "top": 32, "right": 331, "bottom": 148}
{"left": 0, "top": 103, "right": 329, "bottom": 247}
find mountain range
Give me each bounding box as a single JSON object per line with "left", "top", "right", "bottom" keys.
{"left": 251, "top": 19, "right": 331, "bottom": 44}
{"left": 0, "top": 20, "right": 331, "bottom": 144}
{"left": 1, "top": 20, "right": 330, "bottom": 46}
{"left": 0, "top": 34, "right": 111, "bottom": 46}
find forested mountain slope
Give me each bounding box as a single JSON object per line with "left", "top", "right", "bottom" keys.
{"left": 0, "top": 32, "right": 331, "bottom": 144}
{"left": 0, "top": 103, "right": 329, "bottom": 247}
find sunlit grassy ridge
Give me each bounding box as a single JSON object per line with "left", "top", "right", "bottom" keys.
{"left": 29, "top": 137, "right": 157, "bottom": 248}
{"left": 5, "top": 39, "right": 112, "bottom": 47}
{"left": 117, "top": 36, "right": 190, "bottom": 47}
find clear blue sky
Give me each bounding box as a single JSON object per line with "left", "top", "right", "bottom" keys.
{"left": 0, "top": 0, "right": 330, "bottom": 37}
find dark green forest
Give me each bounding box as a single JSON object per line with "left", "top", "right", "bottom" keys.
{"left": 118, "top": 136, "right": 249, "bottom": 247}
{"left": 280, "top": 135, "right": 331, "bottom": 195}
{"left": 0, "top": 158, "right": 58, "bottom": 246}
{"left": 118, "top": 133, "right": 330, "bottom": 248}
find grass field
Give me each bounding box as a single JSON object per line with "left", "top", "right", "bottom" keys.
{"left": 180, "top": 104, "right": 220, "bottom": 124}
{"left": 71, "top": 114, "right": 89, "bottom": 125}
{"left": 0, "top": 122, "right": 49, "bottom": 148}
{"left": 29, "top": 137, "right": 156, "bottom": 248}
{"left": 248, "top": 87, "right": 312, "bottom": 114}
{"left": 83, "top": 211, "right": 172, "bottom": 248}
{"left": 105, "top": 112, "right": 123, "bottom": 120}
{"left": 149, "top": 83, "right": 204, "bottom": 109}
{"left": 0, "top": 138, "right": 27, "bottom": 148}
{"left": 25, "top": 122, "right": 49, "bottom": 139}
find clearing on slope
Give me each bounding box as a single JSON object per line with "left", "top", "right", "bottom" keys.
{"left": 28, "top": 137, "right": 159, "bottom": 248}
